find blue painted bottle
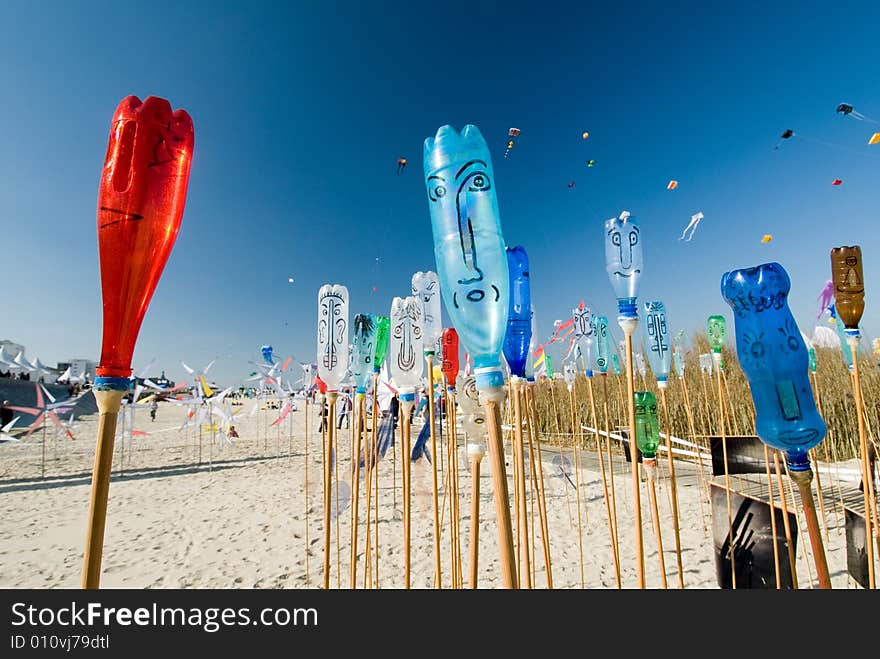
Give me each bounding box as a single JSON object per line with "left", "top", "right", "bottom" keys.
{"left": 502, "top": 245, "right": 531, "bottom": 379}
{"left": 720, "top": 262, "right": 826, "bottom": 471}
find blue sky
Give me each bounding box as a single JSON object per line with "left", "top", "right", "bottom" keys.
{"left": 1, "top": 1, "right": 878, "bottom": 385}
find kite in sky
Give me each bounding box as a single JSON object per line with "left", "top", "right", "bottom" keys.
{"left": 582, "top": 131, "right": 589, "bottom": 139}
{"left": 761, "top": 234, "right": 773, "bottom": 243}
{"left": 836, "top": 103, "right": 878, "bottom": 123}
{"left": 774, "top": 129, "right": 794, "bottom": 149}
{"left": 396, "top": 157, "right": 407, "bottom": 173}
{"left": 667, "top": 180, "right": 678, "bottom": 190}
{"left": 870, "top": 133, "right": 880, "bottom": 145}
{"left": 504, "top": 127, "right": 521, "bottom": 158}
{"left": 832, "top": 179, "right": 842, "bottom": 186}
{"left": 678, "top": 212, "right": 704, "bottom": 242}
{"left": 586, "top": 159, "right": 596, "bottom": 167}
{"left": 816, "top": 279, "right": 834, "bottom": 319}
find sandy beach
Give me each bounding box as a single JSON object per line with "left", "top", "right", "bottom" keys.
{"left": 0, "top": 396, "right": 857, "bottom": 589}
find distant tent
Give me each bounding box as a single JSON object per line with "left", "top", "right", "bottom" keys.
{"left": 14, "top": 352, "right": 36, "bottom": 372}
{"left": 811, "top": 325, "right": 840, "bottom": 349}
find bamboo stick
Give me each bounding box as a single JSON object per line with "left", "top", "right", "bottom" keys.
{"left": 81, "top": 388, "right": 125, "bottom": 589}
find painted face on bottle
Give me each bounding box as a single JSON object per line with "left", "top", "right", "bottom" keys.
{"left": 830, "top": 246, "right": 865, "bottom": 330}
{"left": 424, "top": 125, "right": 509, "bottom": 372}
{"left": 593, "top": 315, "right": 609, "bottom": 372}
{"left": 644, "top": 301, "right": 669, "bottom": 377}
{"left": 605, "top": 214, "right": 642, "bottom": 302}
{"left": 389, "top": 297, "right": 424, "bottom": 389}
{"left": 317, "top": 284, "right": 349, "bottom": 389}
{"left": 572, "top": 304, "right": 593, "bottom": 341}
{"left": 411, "top": 271, "right": 442, "bottom": 349}
{"left": 426, "top": 150, "right": 497, "bottom": 306}
{"left": 721, "top": 262, "right": 826, "bottom": 461}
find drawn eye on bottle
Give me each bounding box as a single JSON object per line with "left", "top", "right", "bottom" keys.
{"left": 465, "top": 172, "right": 491, "bottom": 193}
{"left": 427, "top": 175, "right": 447, "bottom": 203}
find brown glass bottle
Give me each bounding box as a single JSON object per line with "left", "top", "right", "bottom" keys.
{"left": 830, "top": 245, "right": 865, "bottom": 330}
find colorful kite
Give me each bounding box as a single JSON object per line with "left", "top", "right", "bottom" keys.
{"left": 587, "top": 159, "right": 596, "bottom": 167}
{"left": 832, "top": 179, "right": 843, "bottom": 186}
{"left": 761, "top": 234, "right": 773, "bottom": 243}
{"left": 581, "top": 132, "right": 589, "bottom": 139}
{"left": 870, "top": 133, "right": 880, "bottom": 145}
{"left": 667, "top": 180, "right": 678, "bottom": 190}
{"left": 816, "top": 279, "right": 834, "bottom": 319}
{"left": 396, "top": 157, "right": 407, "bottom": 173}
{"left": 504, "top": 128, "right": 521, "bottom": 158}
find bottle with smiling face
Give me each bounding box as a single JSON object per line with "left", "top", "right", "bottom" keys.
{"left": 605, "top": 212, "right": 642, "bottom": 321}
{"left": 720, "top": 262, "right": 826, "bottom": 471}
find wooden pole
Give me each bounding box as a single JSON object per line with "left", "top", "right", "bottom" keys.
{"left": 426, "top": 355, "right": 442, "bottom": 589}
{"left": 322, "top": 392, "right": 337, "bottom": 589}
{"left": 658, "top": 386, "right": 684, "bottom": 588}
{"left": 621, "top": 319, "right": 645, "bottom": 588}
{"left": 372, "top": 391, "right": 380, "bottom": 589}
{"left": 600, "top": 374, "right": 621, "bottom": 588}
{"left": 644, "top": 460, "right": 668, "bottom": 588}
{"left": 350, "top": 394, "right": 364, "bottom": 588}
{"left": 449, "top": 389, "right": 463, "bottom": 588}
{"left": 591, "top": 376, "right": 621, "bottom": 588}
{"left": 401, "top": 397, "right": 414, "bottom": 589}
{"left": 847, "top": 337, "right": 876, "bottom": 588}
{"left": 773, "top": 451, "right": 798, "bottom": 589}
{"left": 81, "top": 388, "right": 125, "bottom": 589}
{"left": 483, "top": 391, "right": 518, "bottom": 588}
{"left": 526, "top": 383, "right": 553, "bottom": 588}
{"left": 468, "top": 444, "right": 484, "bottom": 588}
{"left": 567, "top": 385, "right": 586, "bottom": 589}
{"left": 679, "top": 372, "right": 710, "bottom": 526}
{"left": 789, "top": 467, "right": 831, "bottom": 588}
{"left": 763, "top": 445, "right": 782, "bottom": 589}
{"left": 305, "top": 392, "right": 310, "bottom": 587}
{"left": 714, "top": 358, "right": 736, "bottom": 589}
{"left": 512, "top": 378, "right": 532, "bottom": 588}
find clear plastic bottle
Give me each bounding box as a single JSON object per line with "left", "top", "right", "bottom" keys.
{"left": 351, "top": 313, "right": 375, "bottom": 394}
{"left": 389, "top": 297, "right": 424, "bottom": 403}
{"left": 644, "top": 301, "right": 670, "bottom": 386}
{"left": 423, "top": 125, "right": 509, "bottom": 390}
{"left": 604, "top": 211, "right": 642, "bottom": 319}
{"left": 316, "top": 284, "right": 349, "bottom": 391}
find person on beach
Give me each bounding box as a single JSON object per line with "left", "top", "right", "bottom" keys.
{"left": 0, "top": 401, "right": 13, "bottom": 428}
{"left": 389, "top": 393, "right": 400, "bottom": 429}
{"left": 337, "top": 390, "right": 352, "bottom": 429}
{"left": 149, "top": 400, "right": 158, "bottom": 422}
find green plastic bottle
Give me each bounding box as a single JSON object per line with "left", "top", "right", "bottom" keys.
{"left": 372, "top": 315, "right": 390, "bottom": 374}
{"left": 707, "top": 315, "right": 726, "bottom": 369}
{"left": 634, "top": 391, "right": 660, "bottom": 460}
